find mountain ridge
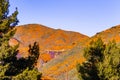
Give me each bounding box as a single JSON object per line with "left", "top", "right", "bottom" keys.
{"left": 13, "top": 24, "right": 89, "bottom": 50}
{"left": 9, "top": 24, "right": 89, "bottom": 64}
{"left": 9, "top": 23, "right": 120, "bottom": 79}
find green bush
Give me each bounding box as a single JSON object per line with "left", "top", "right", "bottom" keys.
{"left": 77, "top": 38, "right": 120, "bottom": 80}
{"left": 13, "top": 68, "right": 42, "bottom": 80}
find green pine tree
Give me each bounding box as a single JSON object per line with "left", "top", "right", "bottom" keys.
{"left": 13, "top": 42, "right": 42, "bottom": 80}
{"left": 98, "top": 41, "right": 120, "bottom": 80}
{"left": 77, "top": 38, "right": 120, "bottom": 80}
{"left": 0, "top": 0, "right": 18, "bottom": 79}
{"left": 77, "top": 38, "right": 105, "bottom": 80}
{"left": 28, "top": 42, "right": 40, "bottom": 69}
{"left": 13, "top": 68, "right": 41, "bottom": 80}
{"left": 0, "top": 1, "right": 42, "bottom": 80}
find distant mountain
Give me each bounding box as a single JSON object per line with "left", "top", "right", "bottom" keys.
{"left": 10, "top": 24, "right": 120, "bottom": 80}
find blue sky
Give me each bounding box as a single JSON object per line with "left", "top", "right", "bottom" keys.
{"left": 9, "top": 0, "right": 120, "bottom": 36}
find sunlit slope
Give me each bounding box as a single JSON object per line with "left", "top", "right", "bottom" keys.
{"left": 46, "top": 24, "right": 120, "bottom": 80}
{"left": 11, "top": 24, "right": 120, "bottom": 80}
{"left": 39, "top": 44, "right": 85, "bottom": 80}
{"left": 9, "top": 24, "right": 89, "bottom": 80}
{"left": 91, "top": 25, "right": 120, "bottom": 43}
{"left": 65, "top": 24, "right": 120, "bottom": 80}
{"left": 12, "top": 24, "right": 89, "bottom": 56}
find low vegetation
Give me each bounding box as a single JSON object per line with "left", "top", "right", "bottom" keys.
{"left": 77, "top": 38, "right": 120, "bottom": 80}
{"left": 0, "top": 0, "right": 41, "bottom": 80}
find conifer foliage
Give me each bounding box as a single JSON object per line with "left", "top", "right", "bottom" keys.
{"left": 0, "top": 0, "right": 18, "bottom": 79}
{"left": 28, "top": 42, "right": 40, "bottom": 69}
{"left": 0, "top": 0, "right": 41, "bottom": 80}
{"left": 13, "top": 42, "right": 42, "bottom": 80}
{"left": 77, "top": 38, "right": 120, "bottom": 80}
{"left": 98, "top": 41, "right": 120, "bottom": 80}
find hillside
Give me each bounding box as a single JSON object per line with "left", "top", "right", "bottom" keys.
{"left": 39, "top": 24, "right": 120, "bottom": 79}
{"left": 10, "top": 24, "right": 89, "bottom": 57}
{"left": 8, "top": 24, "right": 90, "bottom": 79}
{"left": 91, "top": 25, "right": 120, "bottom": 43}
{"left": 65, "top": 24, "right": 120, "bottom": 79}
{"left": 9, "top": 24, "right": 120, "bottom": 79}
{"left": 39, "top": 44, "right": 85, "bottom": 80}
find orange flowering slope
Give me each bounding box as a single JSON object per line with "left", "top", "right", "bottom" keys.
{"left": 12, "top": 24, "right": 89, "bottom": 57}
{"left": 9, "top": 24, "right": 120, "bottom": 79}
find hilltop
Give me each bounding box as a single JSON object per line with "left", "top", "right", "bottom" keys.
{"left": 14, "top": 24, "right": 88, "bottom": 47}
{"left": 91, "top": 24, "right": 120, "bottom": 43}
